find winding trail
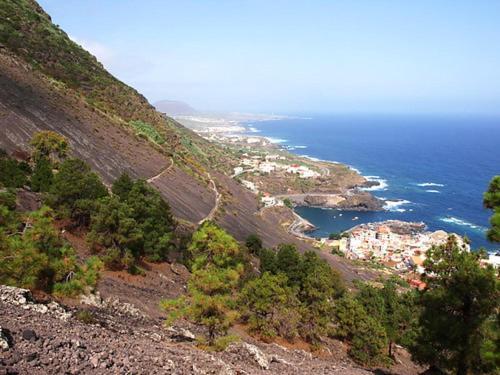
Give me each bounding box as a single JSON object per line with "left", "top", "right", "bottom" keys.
{"left": 198, "top": 172, "right": 221, "bottom": 225}
{"left": 144, "top": 157, "right": 220, "bottom": 226}
{"left": 147, "top": 158, "right": 174, "bottom": 183}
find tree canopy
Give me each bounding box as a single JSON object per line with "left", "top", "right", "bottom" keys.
{"left": 484, "top": 176, "right": 500, "bottom": 243}
{"left": 30, "top": 130, "right": 68, "bottom": 163}
{"left": 411, "top": 236, "right": 499, "bottom": 374}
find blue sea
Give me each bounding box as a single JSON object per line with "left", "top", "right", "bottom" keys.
{"left": 247, "top": 114, "right": 500, "bottom": 251}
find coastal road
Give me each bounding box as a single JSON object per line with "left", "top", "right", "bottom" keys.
{"left": 275, "top": 193, "right": 345, "bottom": 206}
{"left": 230, "top": 168, "right": 255, "bottom": 179}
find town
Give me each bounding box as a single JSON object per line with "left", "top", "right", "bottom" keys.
{"left": 321, "top": 220, "right": 470, "bottom": 274}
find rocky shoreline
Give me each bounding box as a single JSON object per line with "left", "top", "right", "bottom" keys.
{"left": 277, "top": 190, "right": 384, "bottom": 211}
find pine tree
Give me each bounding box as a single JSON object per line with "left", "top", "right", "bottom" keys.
{"left": 411, "top": 236, "right": 499, "bottom": 374}
{"left": 31, "top": 156, "right": 53, "bottom": 192}
{"left": 484, "top": 176, "right": 500, "bottom": 242}
{"left": 240, "top": 272, "right": 300, "bottom": 340}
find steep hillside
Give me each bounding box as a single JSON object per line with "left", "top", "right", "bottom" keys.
{"left": 0, "top": 0, "right": 236, "bottom": 172}
{"left": 0, "top": 0, "right": 387, "bottom": 287}
{"left": 0, "top": 0, "right": 312, "bottom": 252}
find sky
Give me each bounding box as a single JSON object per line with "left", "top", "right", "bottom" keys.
{"left": 38, "top": 0, "right": 500, "bottom": 114}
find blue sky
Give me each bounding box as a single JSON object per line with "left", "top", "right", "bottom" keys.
{"left": 39, "top": 0, "right": 500, "bottom": 114}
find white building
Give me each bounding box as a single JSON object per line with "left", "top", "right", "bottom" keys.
{"left": 258, "top": 162, "right": 277, "bottom": 173}
{"left": 261, "top": 194, "right": 284, "bottom": 207}
{"left": 241, "top": 180, "right": 257, "bottom": 193}
{"left": 486, "top": 252, "right": 500, "bottom": 268}
{"left": 265, "top": 154, "right": 280, "bottom": 161}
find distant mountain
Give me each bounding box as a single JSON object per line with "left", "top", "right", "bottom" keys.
{"left": 154, "top": 100, "right": 197, "bottom": 116}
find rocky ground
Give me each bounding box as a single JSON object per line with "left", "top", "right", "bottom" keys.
{"left": 0, "top": 284, "right": 424, "bottom": 375}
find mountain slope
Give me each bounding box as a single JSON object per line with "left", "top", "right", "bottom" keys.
{"left": 0, "top": 0, "right": 314, "bottom": 251}
{"left": 0, "top": 0, "right": 385, "bottom": 285}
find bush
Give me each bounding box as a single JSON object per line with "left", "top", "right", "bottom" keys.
{"left": 240, "top": 272, "right": 300, "bottom": 340}
{"left": 328, "top": 232, "right": 343, "bottom": 240}
{"left": 31, "top": 156, "right": 53, "bottom": 192}
{"left": 0, "top": 206, "right": 102, "bottom": 295}
{"left": 334, "top": 295, "right": 389, "bottom": 366}
{"left": 245, "top": 234, "right": 263, "bottom": 255}
{"left": 162, "top": 225, "right": 244, "bottom": 347}
{"left": 0, "top": 156, "right": 29, "bottom": 188}
{"left": 75, "top": 309, "right": 97, "bottom": 325}
{"left": 30, "top": 130, "right": 68, "bottom": 163}
{"left": 257, "top": 245, "right": 344, "bottom": 345}
{"left": 188, "top": 221, "right": 242, "bottom": 270}
{"left": 88, "top": 176, "right": 177, "bottom": 269}
{"left": 0, "top": 190, "right": 17, "bottom": 211}
{"left": 129, "top": 120, "right": 165, "bottom": 145}
{"left": 47, "top": 158, "right": 108, "bottom": 225}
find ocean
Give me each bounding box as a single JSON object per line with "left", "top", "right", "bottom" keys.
{"left": 247, "top": 114, "right": 500, "bottom": 251}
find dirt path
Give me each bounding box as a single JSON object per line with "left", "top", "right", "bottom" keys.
{"left": 198, "top": 172, "right": 221, "bottom": 225}
{"left": 146, "top": 158, "right": 174, "bottom": 183}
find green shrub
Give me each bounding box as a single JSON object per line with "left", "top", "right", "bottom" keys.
{"left": 75, "top": 309, "right": 97, "bottom": 324}
{"left": 240, "top": 272, "right": 300, "bottom": 340}
{"left": 0, "top": 206, "right": 102, "bottom": 295}
{"left": 0, "top": 157, "right": 29, "bottom": 188}
{"left": 30, "top": 130, "right": 68, "bottom": 163}
{"left": 47, "top": 158, "right": 108, "bottom": 225}
{"left": 0, "top": 190, "right": 17, "bottom": 211}
{"left": 31, "top": 156, "right": 53, "bottom": 192}
{"left": 129, "top": 120, "right": 165, "bottom": 145}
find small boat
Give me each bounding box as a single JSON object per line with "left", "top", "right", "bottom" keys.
{"left": 339, "top": 213, "right": 343, "bottom": 217}
{"left": 352, "top": 216, "right": 359, "bottom": 221}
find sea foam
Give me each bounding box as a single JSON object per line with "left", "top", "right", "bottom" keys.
{"left": 440, "top": 216, "right": 487, "bottom": 232}
{"left": 417, "top": 182, "right": 445, "bottom": 187}
{"left": 425, "top": 190, "right": 441, "bottom": 193}
{"left": 266, "top": 137, "right": 287, "bottom": 144}
{"left": 362, "top": 176, "right": 389, "bottom": 191}
{"left": 383, "top": 199, "right": 411, "bottom": 212}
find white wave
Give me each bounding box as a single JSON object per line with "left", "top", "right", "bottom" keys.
{"left": 349, "top": 166, "right": 362, "bottom": 174}
{"left": 362, "top": 176, "right": 388, "bottom": 191}
{"left": 247, "top": 127, "right": 260, "bottom": 133}
{"left": 425, "top": 190, "right": 441, "bottom": 193}
{"left": 440, "top": 216, "right": 487, "bottom": 232}
{"left": 266, "top": 137, "right": 287, "bottom": 144}
{"left": 383, "top": 199, "right": 411, "bottom": 213}
{"left": 417, "top": 182, "right": 445, "bottom": 187}
{"left": 294, "top": 145, "right": 307, "bottom": 149}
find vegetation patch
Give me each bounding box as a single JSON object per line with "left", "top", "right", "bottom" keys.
{"left": 129, "top": 120, "right": 165, "bottom": 145}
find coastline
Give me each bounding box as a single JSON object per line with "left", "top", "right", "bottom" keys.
{"left": 174, "top": 113, "right": 495, "bottom": 255}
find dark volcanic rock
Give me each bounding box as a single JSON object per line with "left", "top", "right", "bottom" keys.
{"left": 21, "top": 330, "right": 37, "bottom": 342}
{"left": 338, "top": 192, "right": 385, "bottom": 211}
{"left": 0, "top": 284, "right": 395, "bottom": 374}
